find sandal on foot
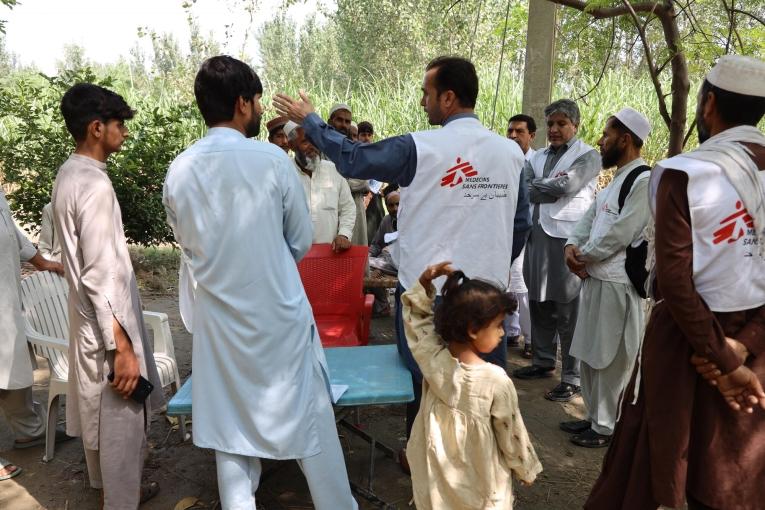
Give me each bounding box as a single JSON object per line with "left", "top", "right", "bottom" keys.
{"left": 0, "top": 458, "right": 22, "bottom": 481}
{"left": 140, "top": 481, "right": 160, "bottom": 504}
{"left": 512, "top": 365, "right": 554, "bottom": 380}
{"left": 544, "top": 383, "right": 581, "bottom": 402}
{"left": 14, "top": 428, "right": 73, "bottom": 449}
{"left": 571, "top": 428, "right": 611, "bottom": 448}
{"left": 559, "top": 419, "right": 591, "bottom": 434}
{"left": 521, "top": 345, "right": 533, "bottom": 359}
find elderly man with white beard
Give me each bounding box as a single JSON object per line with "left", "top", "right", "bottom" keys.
{"left": 284, "top": 121, "right": 356, "bottom": 252}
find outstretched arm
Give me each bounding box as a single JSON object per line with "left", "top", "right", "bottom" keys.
{"left": 273, "top": 92, "right": 417, "bottom": 185}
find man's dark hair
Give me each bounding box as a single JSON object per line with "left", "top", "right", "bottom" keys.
{"left": 425, "top": 56, "right": 478, "bottom": 108}
{"left": 434, "top": 271, "right": 516, "bottom": 344}
{"left": 609, "top": 116, "right": 644, "bottom": 148}
{"left": 60, "top": 83, "right": 134, "bottom": 142}
{"left": 700, "top": 79, "right": 765, "bottom": 127}
{"left": 508, "top": 114, "right": 536, "bottom": 134}
{"left": 358, "top": 121, "right": 374, "bottom": 134}
{"left": 194, "top": 55, "right": 263, "bottom": 127}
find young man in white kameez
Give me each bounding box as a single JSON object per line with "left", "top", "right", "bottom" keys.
{"left": 54, "top": 83, "right": 164, "bottom": 509}
{"left": 163, "top": 56, "right": 357, "bottom": 510}
{"left": 562, "top": 108, "right": 652, "bottom": 448}
{"left": 0, "top": 192, "right": 65, "bottom": 481}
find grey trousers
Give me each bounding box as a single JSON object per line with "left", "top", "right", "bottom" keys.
{"left": 580, "top": 339, "right": 632, "bottom": 435}
{"left": 83, "top": 386, "right": 146, "bottom": 510}
{"left": 530, "top": 298, "right": 581, "bottom": 386}
{"left": 0, "top": 386, "right": 45, "bottom": 440}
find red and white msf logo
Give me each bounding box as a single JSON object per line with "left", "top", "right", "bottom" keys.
{"left": 713, "top": 200, "right": 754, "bottom": 245}
{"left": 441, "top": 157, "right": 478, "bottom": 188}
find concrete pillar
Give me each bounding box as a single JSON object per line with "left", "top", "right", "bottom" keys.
{"left": 522, "top": 0, "right": 557, "bottom": 149}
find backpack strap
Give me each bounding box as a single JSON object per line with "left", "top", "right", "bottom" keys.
{"left": 618, "top": 165, "right": 652, "bottom": 213}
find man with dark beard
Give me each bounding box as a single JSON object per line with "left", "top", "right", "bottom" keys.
{"left": 561, "top": 108, "right": 652, "bottom": 448}
{"left": 585, "top": 55, "right": 765, "bottom": 510}
{"left": 164, "top": 56, "right": 357, "bottom": 510}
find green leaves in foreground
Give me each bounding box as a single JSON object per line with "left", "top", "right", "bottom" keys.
{"left": 0, "top": 68, "right": 205, "bottom": 245}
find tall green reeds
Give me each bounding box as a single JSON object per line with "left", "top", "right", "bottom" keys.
{"left": 264, "top": 66, "right": 694, "bottom": 165}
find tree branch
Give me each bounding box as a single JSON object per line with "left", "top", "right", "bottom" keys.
{"left": 621, "top": 0, "right": 672, "bottom": 128}
{"left": 575, "top": 18, "right": 617, "bottom": 101}
{"left": 732, "top": 7, "right": 765, "bottom": 26}
{"left": 547, "top": 0, "right": 667, "bottom": 19}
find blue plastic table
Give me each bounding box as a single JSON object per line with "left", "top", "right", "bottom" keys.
{"left": 166, "top": 344, "right": 412, "bottom": 509}
{"left": 167, "top": 343, "right": 414, "bottom": 414}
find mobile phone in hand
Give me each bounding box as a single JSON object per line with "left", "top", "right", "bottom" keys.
{"left": 107, "top": 372, "right": 154, "bottom": 404}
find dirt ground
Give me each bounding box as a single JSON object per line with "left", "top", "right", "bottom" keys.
{"left": 0, "top": 289, "right": 608, "bottom": 510}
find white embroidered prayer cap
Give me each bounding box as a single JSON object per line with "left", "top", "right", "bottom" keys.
{"left": 707, "top": 55, "right": 765, "bottom": 98}
{"left": 614, "top": 107, "right": 651, "bottom": 143}
{"left": 283, "top": 121, "right": 300, "bottom": 138}
{"left": 329, "top": 102, "right": 352, "bottom": 118}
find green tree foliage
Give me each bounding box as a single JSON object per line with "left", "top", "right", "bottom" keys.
{"left": 0, "top": 68, "right": 205, "bottom": 244}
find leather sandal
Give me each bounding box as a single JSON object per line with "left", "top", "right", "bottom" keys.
{"left": 512, "top": 365, "right": 555, "bottom": 380}
{"left": 571, "top": 428, "right": 611, "bottom": 448}
{"left": 559, "top": 419, "right": 591, "bottom": 434}
{"left": 140, "top": 481, "right": 160, "bottom": 504}
{"left": 544, "top": 383, "right": 581, "bottom": 402}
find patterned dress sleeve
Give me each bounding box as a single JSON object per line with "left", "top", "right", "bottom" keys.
{"left": 491, "top": 379, "right": 543, "bottom": 484}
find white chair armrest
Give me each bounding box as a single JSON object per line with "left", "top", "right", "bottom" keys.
{"left": 142, "top": 311, "right": 176, "bottom": 359}
{"left": 25, "top": 326, "right": 69, "bottom": 355}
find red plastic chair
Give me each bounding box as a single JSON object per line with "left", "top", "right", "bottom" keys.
{"left": 297, "top": 244, "right": 374, "bottom": 347}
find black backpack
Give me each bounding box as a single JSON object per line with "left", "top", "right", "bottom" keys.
{"left": 617, "top": 165, "right": 651, "bottom": 298}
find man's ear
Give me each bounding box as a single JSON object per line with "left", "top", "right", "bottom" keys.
{"left": 87, "top": 119, "right": 103, "bottom": 140}
{"left": 235, "top": 96, "right": 250, "bottom": 116}
{"left": 702, "top": 91, "right": 717, "bottom": 123}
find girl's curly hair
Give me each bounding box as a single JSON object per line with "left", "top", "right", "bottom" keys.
{"left": 434, "top": 270, "right": 517, "bottom": 344}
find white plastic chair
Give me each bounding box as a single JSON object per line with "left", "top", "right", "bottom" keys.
{"left": 20, "top": 270, "right": 185, "bottom": 462}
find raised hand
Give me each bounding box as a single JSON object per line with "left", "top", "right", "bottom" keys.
{"left": 272, "top": 90, "right": 316, "bottom": 124}
{"left": 419, "top": 261, "right": 455, "bottom": 288}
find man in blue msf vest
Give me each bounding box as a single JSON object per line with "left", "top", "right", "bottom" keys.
{"left": 274, "top": 55, "right": 531, "bottom": 471}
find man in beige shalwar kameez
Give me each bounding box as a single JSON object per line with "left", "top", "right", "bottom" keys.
{"left": 53, "top": 83, "right": 163, "bottom": 509}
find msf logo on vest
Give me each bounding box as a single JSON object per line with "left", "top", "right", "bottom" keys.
{"left": 441, "top": 157, "right": 478, "bottom": 187}
{"left": 713, "top": 200, "right": 754, "bottom": 245}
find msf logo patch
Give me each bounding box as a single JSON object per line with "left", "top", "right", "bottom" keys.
{"left": 713, "top": 200, "right": 754, "bottom": 245}
{"left": 441, "top": 157, "right": 478, "bottom": 188}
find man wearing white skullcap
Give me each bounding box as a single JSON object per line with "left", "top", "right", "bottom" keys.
{"left": 586, "top": 55, "right": 765, "bottom": 510}
{"left": 560, "top": 108, "right": 652, "bottom": 448}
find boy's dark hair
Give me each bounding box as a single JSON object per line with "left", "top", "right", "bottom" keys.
{"left": 609, "top": 116, "right": 644, "bottom": 148}
{"left": 425, "top": 56, "right": 478, "bottom": 109}
{"left": 60, "top": 83, "right": 135, "bottom": 142}
{"left": 700, "top": 79, "right": 765, "bottom": 127}
{"left": 508, "top": 114, "right": 537, "bottom": 134}
{"left": 434, "top": 271, "right": 516, "bottom": 344}
{"left": 194, "top": 55, "right": 263, "bottom": 127}
{"left": 357, "top": 121, "right": 374, "bottom": 134}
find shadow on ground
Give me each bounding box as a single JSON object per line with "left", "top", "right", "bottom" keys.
{"left": 0, "top": 292, "right": 608, "bottom": 509}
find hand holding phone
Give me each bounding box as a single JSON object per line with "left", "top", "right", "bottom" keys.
{"left": 107, "top": 371, "right": 154, "bottom": 404}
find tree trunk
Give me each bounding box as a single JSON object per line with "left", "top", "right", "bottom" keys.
{"left": 658, "top": 4, "right": 690, "bottom": 156}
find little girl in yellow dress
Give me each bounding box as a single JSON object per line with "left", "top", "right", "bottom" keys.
{"left": 402, "top": 262, "right": 542, "bottom": 509}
